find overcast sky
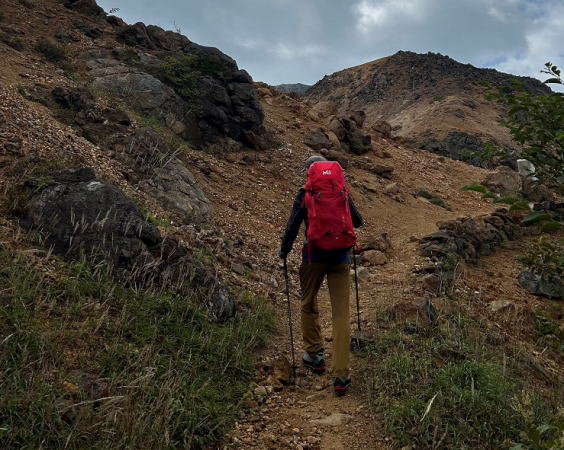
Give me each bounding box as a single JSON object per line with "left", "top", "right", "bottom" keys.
{"left": 97, "top": 0, "right": 564, "bottom": 87}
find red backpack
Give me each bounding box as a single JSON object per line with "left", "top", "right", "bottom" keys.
{"left": 303, "top": 161, "right": 357, "bottom": 250}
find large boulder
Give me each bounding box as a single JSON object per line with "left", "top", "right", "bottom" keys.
{"left": 482, "top": 166, "right": 523, "bottom": 195}
{"left": 372, "top": 120, "right": 392, "bottom": 139}
{"left": 23, "top": 168, "right": 234, "bottom": 320}
{"left": 304, "top": 127, "right": 332, "bottom": 151}
{"left": 112, "top": 128, "right": 211, "bottom": 224}
{"left": 117, "top": 22, "right": 158, "bottom": 50}
{"left": 518, "top": 271, "right": 563, "bottom": 299}
{"left": 24, "top": 167, "right": 160, "bottom": 267}
{"left": 308, "top": 101, "right": 337, "bottom": 120}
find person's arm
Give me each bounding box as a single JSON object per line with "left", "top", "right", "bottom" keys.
{"left": 280, "top": 190, "right": 306, "bottom": 257}
{"left": 348, "top": 194, "right": 363, "bottom": 228}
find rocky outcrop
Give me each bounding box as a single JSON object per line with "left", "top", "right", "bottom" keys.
{"left": 23, "top": 168, "right": 234, "bottom": 320}
{"left": 111, "top": 128, "right": 211, "bottom": 224}
{"left": 62, "top": 0, "right": 104, "bottom": 16}
{"left": 418, "top": 131, "right": 495, "bottom": 167}
{"left": 82, "top": 26, "right": 268, "bottom": 151}
{"left": 327, "top": 113, "right": 372, "bottom": 155}
{"left": 275, "top": 83, "right": 311, "bottom": 95}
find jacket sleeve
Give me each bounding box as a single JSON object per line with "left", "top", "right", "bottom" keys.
{"left": 280, "top": 189, "right": 306, "bottom": 256}
{"left": 348, "top": 194, "right": 363, "bottom": 228}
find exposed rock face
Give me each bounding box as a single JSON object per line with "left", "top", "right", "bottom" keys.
{"left": 23, "top": 168, "right": 234, "bottom": 320}
{"left": 112, "top": 128, "right": 211, "bottom": 224}
{"left": 372, "top": 120, "right": 392, "bottom": 139}
{"left": 83, "top": 24, "right": 268, "bottom": 151}
{"left": 418, "top": 130, "right": 492, "bottom": 167}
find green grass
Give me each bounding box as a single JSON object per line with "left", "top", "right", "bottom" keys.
{"left": 0, "top": 244, "right": 273, "bottom": 448}
{"left": 416, "top": 188, "right": 453, "bottom": 211}
{"left": 362, "top": 309, "right": 560, "bottom": 448}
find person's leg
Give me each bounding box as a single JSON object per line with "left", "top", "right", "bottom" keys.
{"left": 299, "top": 262, "right": 327, "bottom": 354}
{"left": 326, "top": 263, "right": 351, "bottom": 379}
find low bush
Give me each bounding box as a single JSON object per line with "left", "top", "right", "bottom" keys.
{"left": 0, "top": 244, "right": 273, "bottom": 448}
{"left": 35, "top": 37, "right": 66, "bottom": 62}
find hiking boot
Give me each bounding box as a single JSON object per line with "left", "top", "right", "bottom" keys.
{"left": 333, "top": 377, "right": 351, "bottom": 397}
{"left": 302, "top": 351, "right": 326, "bottom": 374}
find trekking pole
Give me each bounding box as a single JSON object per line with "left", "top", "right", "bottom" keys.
{"left": 283, "top": 257, "right": 297, "bottom": 383}
{"left": 353, "top": 249, "right": 362, "bottom": 333}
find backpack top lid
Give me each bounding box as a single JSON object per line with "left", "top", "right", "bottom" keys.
{"left": 305, "top": 161, "right": 346, "bottom": 192}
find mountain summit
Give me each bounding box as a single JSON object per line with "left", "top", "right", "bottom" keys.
{"left": 306, "top": 51, "right": 551, "bottom": 161}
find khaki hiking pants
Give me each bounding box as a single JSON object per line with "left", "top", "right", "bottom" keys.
{"left": 299, "top": 262, "right": 350, "bottom": 378}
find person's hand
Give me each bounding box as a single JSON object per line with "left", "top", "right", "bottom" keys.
{"left": 278, "top": 247, "right": 287, "bottom": 259}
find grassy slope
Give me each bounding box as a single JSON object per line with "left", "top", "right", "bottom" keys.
{"left": 0, "top": 244, "right": 273, "bottom": 448}
{"left": 362, "top": 292, "right": 563, "bottom": 448}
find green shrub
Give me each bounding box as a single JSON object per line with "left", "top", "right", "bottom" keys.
{"left": 35, "top": 37, "right": 66, "bottom": 62}
{"left": 156, "top": 53, "right": 199, "bottom": 100}
{"left": 462, "top": 183, "right": 488, "bottom": 193}
{"left": 0, "top": 245, "right": 273, "bottom": 448}
{"left": 416, "top": 188, "right": 453, "bottom": 211}
{"left": 486, "top": 63, "right": 564, "bottom": 190}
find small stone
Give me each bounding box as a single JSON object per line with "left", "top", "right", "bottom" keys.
{"left": 363, "top": 250, "right": 388, "bottom": 266}
{"left": 315, "top": 385, "right": 325, "bottom": 391}
{"left": 310, "top": 412, "right": 353, "bottom": 426}
{"left": 490, "top": 299, "right": 515, "bottom": 312}
{"left": 384, "top": 182, "right": 400, "bottom": 195}
{"left": 254, "top": 386, "right": 268, "bottom": 398}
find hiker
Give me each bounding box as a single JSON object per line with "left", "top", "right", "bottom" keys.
{"left": 279, "top": 155, "right": 363, "bottom": 396}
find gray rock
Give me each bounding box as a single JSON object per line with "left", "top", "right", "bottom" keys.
{"left": 384, "top": 182, "right": 400, "bottom": 195}
{"left": 362, "top": 250, "right": 388, "bottom": 266}
{"left": 23, "top": 167, "right": 234, "bottom": 321}
{"left": 518, "top": 270, "right": 563, "bottom": 299}
{"left": 304, "top": 127, "right": 332, "bottom": 151}
{"left": 490, "top": 299, "right": 515, "bottom": 312}
{"left": 117, "top": 128, "right": 211, "bottom": 224}
{"left": 310, "top": 413, "right": 352, "bottom": 426}
{"left": 91, "top": 71, "right": 196, "bottom": 138}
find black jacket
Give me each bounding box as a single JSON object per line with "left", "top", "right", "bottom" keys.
{"left": 280, "top": 188, "right": 363, "bottom": 256}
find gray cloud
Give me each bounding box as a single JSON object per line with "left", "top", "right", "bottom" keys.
{"left": 97, "top": 0, "right": 564, "bottom": 88}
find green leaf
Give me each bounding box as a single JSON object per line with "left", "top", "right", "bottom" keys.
{"left": 543, "top": 78, "right": 562, "bottom": 84}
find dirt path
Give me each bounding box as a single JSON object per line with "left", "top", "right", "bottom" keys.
{"left": 212, "top": 94, "right": 498, "bottom": 449}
